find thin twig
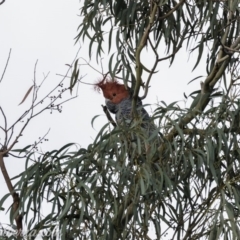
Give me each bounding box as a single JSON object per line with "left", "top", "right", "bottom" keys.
{"left": 0, "top": 106, "right": 8, "bottom": 146}
{"left": 80, "top": 57, "right": 102, "bottom": 75}
{"left": 56, "top": 73, "right": 90, "bottom": 85}
{"left": 140, "top": 37, "right": 159, "bottom": 100}
{"left": 101, "top": 105, "right": 117, "bottom": 127}
{"left": 8, "top": 48, "right": 81, "bottom": 131}
{"left": 7, "top": 126, "right": 14, "bottom": 146}
{"left": 0, "top": 154, "right": 14, "bottom": 192}
{"left": 0, "top": 49, "right": 11, "bottom": 83}
{"left": 32, "top": 60, "right": 38, "bottom": 104}
{"left": 140, "top": 25, "right": 187, "bottom": 100}
{"left": 0, "top": 154, "right": 23, "bottom": 234}
{"left": 38, "top": 72, "right": 50, "bottom": 90}
{"left": 158, "top": 0, "right": 186, "bottom": 20}
{"left": 26, "top": 128, "right": 51, "bottom": 155}
{"left": 133, "top": 3, "right": 158, "bottom": 115}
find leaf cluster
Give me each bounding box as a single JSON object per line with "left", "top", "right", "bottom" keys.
{"left": 2, "top": 88, "right": 240, "bottom": 239}
{"left": 1, "top": 0, "right": 240, "bottom": 239}
{"left": 76, "top": 0, "right": 240, "bottom": 90}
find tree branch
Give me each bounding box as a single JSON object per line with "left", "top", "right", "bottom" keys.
{"left": 101, "top": 105, "right": 117, "bottom": 127}
{"left": 0, "top": 154, "right": 22, "bottom": 234}
{"left": 133, "top": 3, "right": 158, "bottom": 115}
{"left": 0, "top": 106, "right": 8, "bottom": 146}
{"left": 0, "top": 48, "right": 11, "bottom": 83}
{"left": 158, "top": 0, "right": 186, "bottom": 20}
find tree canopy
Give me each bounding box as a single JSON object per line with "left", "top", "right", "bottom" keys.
{"left": 1, "top": 0, "right": 240, "bottom": 239}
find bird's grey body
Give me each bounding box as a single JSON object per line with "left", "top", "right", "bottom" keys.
{"left": 105, "top": 95, "right": 158, "bottom": 140}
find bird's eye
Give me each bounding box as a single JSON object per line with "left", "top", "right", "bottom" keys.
{"left": 112, "top": 93, "right": 116, "bottom": 96}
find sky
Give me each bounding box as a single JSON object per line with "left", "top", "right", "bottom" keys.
{"left": 0, "top": 0, "right": 205, "bottom": 235}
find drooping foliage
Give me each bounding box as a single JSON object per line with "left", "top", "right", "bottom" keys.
{"left": 1, "top": 0, "right": 240, "bottom": 239}
{"left": 76, "top": 0, "right": 239, "bottom": 92}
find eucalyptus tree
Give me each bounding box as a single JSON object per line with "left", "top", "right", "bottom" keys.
{"left": 1, "top": 0, "right": 240, "bottom": 239}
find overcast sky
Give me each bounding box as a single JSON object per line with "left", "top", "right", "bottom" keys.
{"left": 0, "top": 0, "right": 205, "bottom": 232}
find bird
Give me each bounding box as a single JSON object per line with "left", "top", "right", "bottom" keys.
{"left": 94, "top": 79, "right": 154, "bottom": 129}
{"left": 94, "top": 78, "right": 161, "bottom": 163}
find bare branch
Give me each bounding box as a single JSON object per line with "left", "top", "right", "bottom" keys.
{"left": 0, "top": 154, "right": 14, "bottom": 193}
{"left": 0, "top": 154, "right": 22, "bottom": 233}
{"left": 7, "top": 127, "right": 14, "bottom": 146}
{"left": 101, "top": 105, "right": 117, "bottom": 127}
{"left": 79, "top": 57, "right": 103, "bottom": 75}
{"left": 56, "top": 73, "right": 90, "bottom": 86}
{"left": 32, "top": 60, "right": 38, "bottom": 104}
{"left": 8, "top": 48, "right": 81, "bottom": 132}
{"left": 0, "top": 48, "right": 11, "bottom": 83}
{"left": 0, "top": 106, "right": 8, "bottom": 146}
